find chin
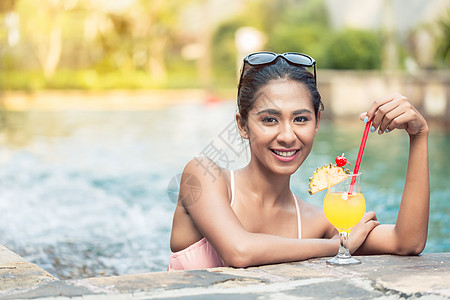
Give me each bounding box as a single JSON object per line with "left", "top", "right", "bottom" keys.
{"left": 271, "top": 162, "right": 302, "bottom": 176}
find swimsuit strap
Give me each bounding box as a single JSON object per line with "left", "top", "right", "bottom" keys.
{"left": 293, "top": 193, "right": 302, "bottom": 239}
{"left": 230, "top": 170, "right": 235, "bottom": 207}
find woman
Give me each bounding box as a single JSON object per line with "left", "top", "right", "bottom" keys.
{"left": 168, "top": 52, "right": 429, "bottom": 271}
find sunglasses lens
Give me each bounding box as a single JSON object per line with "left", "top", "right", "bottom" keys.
{"left": 284, "top": 53, "right": 314, "bottom": 67}
{"left": 239, "top": 52, "right": 317, "bottom": 91}
{"left": 246, "top": 52, "right": 277, "bottom": 65}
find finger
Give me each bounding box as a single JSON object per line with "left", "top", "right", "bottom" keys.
{"left": 370, "top": 100, "right": 401, "bottom": 134}
{"left": 379, "top": 97, "right": 414, "bottom": 134}
{"left": 365, "top": 220, "right": 380, "bottom": 233}
{"left": 366, "top": 93, "right": 408, "bottom": 132}
{"left": 378, "top": 98, "right": 417, "bottom": 133}
{"left": 369, "top": 211, "right": 378, "bottom": 222}
{"left": 371, "top": 94, "right": 410, "bottom": 134}
{"left": 365, "top": 93, "right": 402, "bottom": 121}
{"left": 360, "top": 112, "right": 368, "bottom": 122}
{"left": 361, "top": 211, "right": 377, "bottom": 223}
{"left": 357, "top": 218, "right": 379, "bottom": 237}
{"left": 385, "top": 109, "right": 414, "bottom": 133}
{"left": 365, "top": 211, "right": 376, "bottom": 220}
{"left": 378, "top": 106, "right": 410, "bottom": 134}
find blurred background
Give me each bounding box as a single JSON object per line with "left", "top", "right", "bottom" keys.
{"left": 0, "top": 0, "right": 449, "bottom": 279}
{"left": 0, "top": 0, "right": 449, "bottom": 90}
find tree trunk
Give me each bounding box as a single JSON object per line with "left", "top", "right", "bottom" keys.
{"left": 43, "top": 22, "right": 62, "bottom": 78}
{"left": 147, "top": 36, "right": 167, "bottom": 84}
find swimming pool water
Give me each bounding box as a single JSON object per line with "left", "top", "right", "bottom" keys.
{"left": 0, "top": 102, "right": 448, "bottom": 279}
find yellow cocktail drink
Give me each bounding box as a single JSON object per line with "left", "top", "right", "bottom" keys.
{"left": 323, "top": 192, "right": 365, "bottom": 233}
{"left": 310, "top": 163, "right": 365, "bottom": 265}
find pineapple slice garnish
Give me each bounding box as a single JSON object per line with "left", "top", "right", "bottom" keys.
{"left": 308, "top": 163, "right": 350, "bottom": 195}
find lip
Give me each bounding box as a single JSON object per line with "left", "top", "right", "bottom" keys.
{"left": 270, "top": 148, "right": 300, "bottom": 162}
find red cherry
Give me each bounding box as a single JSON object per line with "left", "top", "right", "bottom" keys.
{"left": 335, "top": 154, "right": 347, "bottom": 167}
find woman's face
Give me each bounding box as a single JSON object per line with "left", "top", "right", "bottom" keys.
{"left": 238, "top": 79, "right": 320, "bottom": 175}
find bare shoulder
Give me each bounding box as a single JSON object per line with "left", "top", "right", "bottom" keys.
{"left": 294, "top": 194, "right": 336, "bottom": 238}
{"left": 183, "top": 156, "right": 230, "bottom": 185}
{"left": 179, "top": 156, "right": 231, "bottom": 207}
{"left": 170, "top": 157, "right": 232, "bottom": 252}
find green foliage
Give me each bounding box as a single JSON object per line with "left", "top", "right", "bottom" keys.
{"left": 435, "top": 8, "right": 450, "bottom": 67}
{"left": 165, "top": 55, "right": 201, "bottom": 88}
{"left": 211, "top": 16, "right": 247, "bottom": 82}
{"left": 212, "top": 0, "right": 331, "bottom": 82}
{"left": 0, "top": 71, "right": 45, "bottom": 91}
{"left": 0, "top": 68, "right": 207, "bottom": 91}
{"left": 264, "top": 0, "right": 330, "bottom": 65}
{"left": 0, "top": 0, "right": 447, "bottom": 91}
{"left": 213, "top": 0, "right": 381, "bottom": 72}
{"left": 268, "top": 25, "right": 331, "bottom": 67}
{"left": 280, "top": 0, "right": 329, "bottom": 27}
{"left": 326, "top": 29, "right": 382, "bottom": 70}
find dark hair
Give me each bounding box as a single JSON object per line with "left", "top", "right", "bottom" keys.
{"left": 237, "top": 58, "right": 323, "bottom": 123}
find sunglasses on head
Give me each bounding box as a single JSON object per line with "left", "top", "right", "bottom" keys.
{"left": 238, "top": 51, "right": 317, "bottom": 92}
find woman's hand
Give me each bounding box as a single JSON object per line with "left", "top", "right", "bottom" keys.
{"left": 347, "top": 211, "right": 379, "bottom": 254}
{"left": 353, "top": 94, "right": 429, "bottom": 256}
{"left": 359, "top": 93, "right": 428, "bottom": 137}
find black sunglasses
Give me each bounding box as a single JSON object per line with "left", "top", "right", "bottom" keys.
{"left": 238, "top": 51, "right": 317, "bottom": 92}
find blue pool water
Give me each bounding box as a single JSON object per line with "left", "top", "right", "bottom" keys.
{"left": 0, "top": 101, "right": 448, "bottom": 279}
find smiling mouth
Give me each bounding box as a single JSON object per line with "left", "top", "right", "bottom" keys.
{"left": 271, "top": 149, "right": 299, "bottom": 157}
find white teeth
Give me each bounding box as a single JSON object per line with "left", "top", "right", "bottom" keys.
{"left": 273, "top": 150, "right": 297, "bottom": 157}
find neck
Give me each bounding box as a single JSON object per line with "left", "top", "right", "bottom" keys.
{"left": 239, "top": 161, "right": 292, "bottom": 206}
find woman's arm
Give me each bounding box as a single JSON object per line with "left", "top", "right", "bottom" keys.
{"left": 354, "top": 93, "right": 430, "bottom": 255}
{"left": 179, "top": 157, "right": 340, "bottom": 267}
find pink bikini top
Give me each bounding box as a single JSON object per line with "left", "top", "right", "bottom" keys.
{"left": 168, "top": 170, "right": 302, "bottom": 271}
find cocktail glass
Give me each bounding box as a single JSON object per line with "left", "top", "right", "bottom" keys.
{"left": 323, "top": 173, "right": 365, "bottom": 265}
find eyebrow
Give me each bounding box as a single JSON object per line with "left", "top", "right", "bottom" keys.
{"left": 256, "top": 108, "right": 313, "bottom": 115}
{"left": 256, "top": 109, "right": 281, "bottom": 116}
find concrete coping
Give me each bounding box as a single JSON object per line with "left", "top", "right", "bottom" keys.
{"left": 1, "top": 243, "right": 449, "bottom": 299}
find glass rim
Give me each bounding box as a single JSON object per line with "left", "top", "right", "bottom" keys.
{"left": 346, "top": 172, "right": 362, "bottom": 176}
{"left": 326, "top": 172, "right": 362, "bottom": 177}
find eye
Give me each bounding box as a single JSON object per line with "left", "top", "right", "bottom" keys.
{"left": 262, "top": 116, "right": 278, "bottom": 123}
{"left": 294, "top": 116, "right": 308, "bottom": 123}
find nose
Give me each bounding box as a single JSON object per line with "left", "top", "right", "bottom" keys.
{"left": 277, "top": 122, "right": 297, "bottom": 147}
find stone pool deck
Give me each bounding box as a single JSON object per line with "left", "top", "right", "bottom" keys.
{"left": 0, "top": 244, "right": 449, "bottom": 299}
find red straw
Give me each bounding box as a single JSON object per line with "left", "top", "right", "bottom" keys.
{"left": 349, "top": 119, "right": 372, "bottom": 194}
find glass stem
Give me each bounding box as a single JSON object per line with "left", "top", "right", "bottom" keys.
{"left": 338, "top": 231, "right": 351, "bottom": 257}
